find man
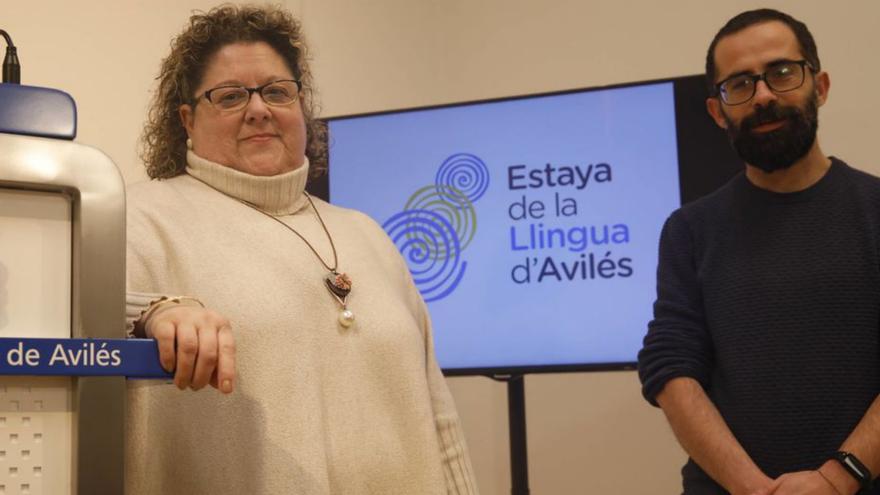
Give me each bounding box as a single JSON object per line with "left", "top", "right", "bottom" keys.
{"left": 638, "top": 9, "right": 880, "bottom": 495}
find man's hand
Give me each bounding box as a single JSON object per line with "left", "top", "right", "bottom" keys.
{"left": 736, "top": 480, "right": 775, "bottom": 495}
{"left": 656, "top": 377, "right": 775, "bottom": 494}
{"left": 763, "top": 471, "right": 843, "bottom": 495}
{"left": 145, "top": 304, "right": 235, "bottom": 394}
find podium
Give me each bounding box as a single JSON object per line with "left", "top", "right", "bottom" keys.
{"left": 0, "top": 84, "right": 126, "bottom": 494}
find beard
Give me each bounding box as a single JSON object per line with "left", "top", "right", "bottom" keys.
{"left": 723, "top": 93, "right": 819, "bottom": 173}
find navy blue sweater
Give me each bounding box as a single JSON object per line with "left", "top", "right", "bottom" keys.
{"left": 638, "top": 158, "right": 880, "bottom": 494}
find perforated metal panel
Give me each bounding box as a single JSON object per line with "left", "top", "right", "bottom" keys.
{"left": 0, "top": 378, "right": 72, "bottom": 495}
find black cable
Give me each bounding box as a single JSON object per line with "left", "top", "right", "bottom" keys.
{"left": 0, "top": 29, "right": 21, "bottom": 84}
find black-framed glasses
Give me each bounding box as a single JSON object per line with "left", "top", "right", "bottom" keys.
{"left": 714, "top": 60, "right": 814, "bottom": 106}
{"left": 199, "top": 79, "right": 301, "bottom": 111}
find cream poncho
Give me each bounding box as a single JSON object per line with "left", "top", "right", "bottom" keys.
{"left": 125, "top": 152, "right": 478, "bottom": 494}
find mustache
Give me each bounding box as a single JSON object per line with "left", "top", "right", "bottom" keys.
{"left": 739, "top": 103, "right": 802, "bottom": 132}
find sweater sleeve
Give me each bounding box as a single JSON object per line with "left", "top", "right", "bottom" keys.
{"left": 125, "top": 291, "right": 161, "bottom": 337}
{"left": 124, "top": 189, "right": 174, "bottom": 338}
{"left": 418, "top": 296, "right": 480, "bottom": 495}
{"left": 637, "top": 210, "right": 714, "bottom": 406}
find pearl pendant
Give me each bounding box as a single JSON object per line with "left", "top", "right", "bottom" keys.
{"left": 339, "top": 308, "right": 355, "bottom": 328}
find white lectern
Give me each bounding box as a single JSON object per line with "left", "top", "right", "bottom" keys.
{"left": 0, "top": 83, "right": 125, "bottom": 494}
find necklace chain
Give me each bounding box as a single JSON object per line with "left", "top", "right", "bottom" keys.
{"left": 188, "top": 174, "right": 339, "bottom": 273}
{"left": 242, "top": 192, "right": 338, "bottom": 272}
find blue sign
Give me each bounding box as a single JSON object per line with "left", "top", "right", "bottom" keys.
{"left": 329, "top": 82, "right": 680, "bottom": 369}
{"left": 0, "top": 338, "right": 171, "bottom": 378}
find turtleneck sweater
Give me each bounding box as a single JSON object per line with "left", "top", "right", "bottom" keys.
{"left": 125, "top": 152, "right": 478, "bottom": 495}
{"left": 638, "top": 158, "right": 880, "bottom": 494}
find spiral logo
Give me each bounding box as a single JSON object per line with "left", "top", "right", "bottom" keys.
{"left": 435, "top": 153, "right": 490, "bottom": 203}
{"left": 383, "top": 209, "right": 468, "bottom": 302}
{"left": 404, "top": 184, "right": 477, "bottom": 254}
{"left": 384, "top": 153, "right": 489, "bottom": 302}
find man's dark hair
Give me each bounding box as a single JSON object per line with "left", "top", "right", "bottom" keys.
{"left": 705, "top": 9, "right": 820, "bottom": 94}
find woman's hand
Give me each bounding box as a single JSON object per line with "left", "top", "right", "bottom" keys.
{"left": 144, "top": 305, "right": 235, "bottom": 394}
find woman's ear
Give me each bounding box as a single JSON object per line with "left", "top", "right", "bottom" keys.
{"left": 179, "top": 104, "right": 195, "bottom": 137}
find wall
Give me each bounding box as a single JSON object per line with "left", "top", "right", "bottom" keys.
{"left": 4, "top": 1, "right": 878, "bottom": 493}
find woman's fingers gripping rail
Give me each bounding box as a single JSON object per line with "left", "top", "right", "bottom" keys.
{"left": 144, "top": 305, "right": 235, "bottom": 394}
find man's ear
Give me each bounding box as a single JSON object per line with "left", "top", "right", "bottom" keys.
{"left": 706, "top": 97, "right": 728, "bottom": 130}
{"left": 814, "top": 71, "right": 830, "bottom": 107}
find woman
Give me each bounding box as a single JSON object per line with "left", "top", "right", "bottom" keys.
{"left": 125, "top": 5, "right": 478, "bottom": 494}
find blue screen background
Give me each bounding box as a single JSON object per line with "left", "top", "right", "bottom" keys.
{"left": 329, "top": 82, "right": 680, "bottom": 370}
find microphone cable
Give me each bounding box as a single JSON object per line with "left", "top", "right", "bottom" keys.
{"left": 0, "top": 29, "right": 21, "bottom": 84}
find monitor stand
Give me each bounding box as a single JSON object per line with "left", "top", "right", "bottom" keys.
{"left": 491, "top": 373, "right": 530, "bottom": 495}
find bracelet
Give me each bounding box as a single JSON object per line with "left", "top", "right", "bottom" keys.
{"left": 816, "top": 469, "right": 844, "bottom": 495}
{"left": 134, "top": 296, "right": 205, "bottom": 337}
{"left": 834, "top": 451, "right": 874, "bottom": 493}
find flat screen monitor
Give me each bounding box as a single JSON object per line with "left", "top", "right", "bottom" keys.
{"left": 319, "top": 75, "right": 742, "bottom": 375}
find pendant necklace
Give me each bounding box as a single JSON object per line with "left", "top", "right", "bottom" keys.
{"left": 191, "top": 174, "right": 355, "bottom": 327}
{"left": 248, "top": 192, "right": 355, "bottom": 328}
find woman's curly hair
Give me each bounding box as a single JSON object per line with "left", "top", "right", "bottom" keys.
{"left": 140, "top": 4, "right": 327, "bottom": 179}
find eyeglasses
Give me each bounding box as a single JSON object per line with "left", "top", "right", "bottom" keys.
{"left": 199, "top": 79, "right": 301, "bottom": 111}
{"left": 714, "top": 60, "right": 814, "bottom": 106}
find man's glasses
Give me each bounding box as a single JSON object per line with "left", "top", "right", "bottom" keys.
{"left": 715, "top": 60, "right": 814, "bottom": 106}
{"left": 199, "top": 79, "right": 301, "bottom": 111}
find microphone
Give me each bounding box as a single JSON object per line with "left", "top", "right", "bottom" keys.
{"left": 0, "top": 29, "right": 21, "bottom": 84}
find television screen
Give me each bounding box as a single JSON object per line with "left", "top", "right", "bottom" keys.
{"left": 321, "top": 75, "right": 741, "bottom": 375}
